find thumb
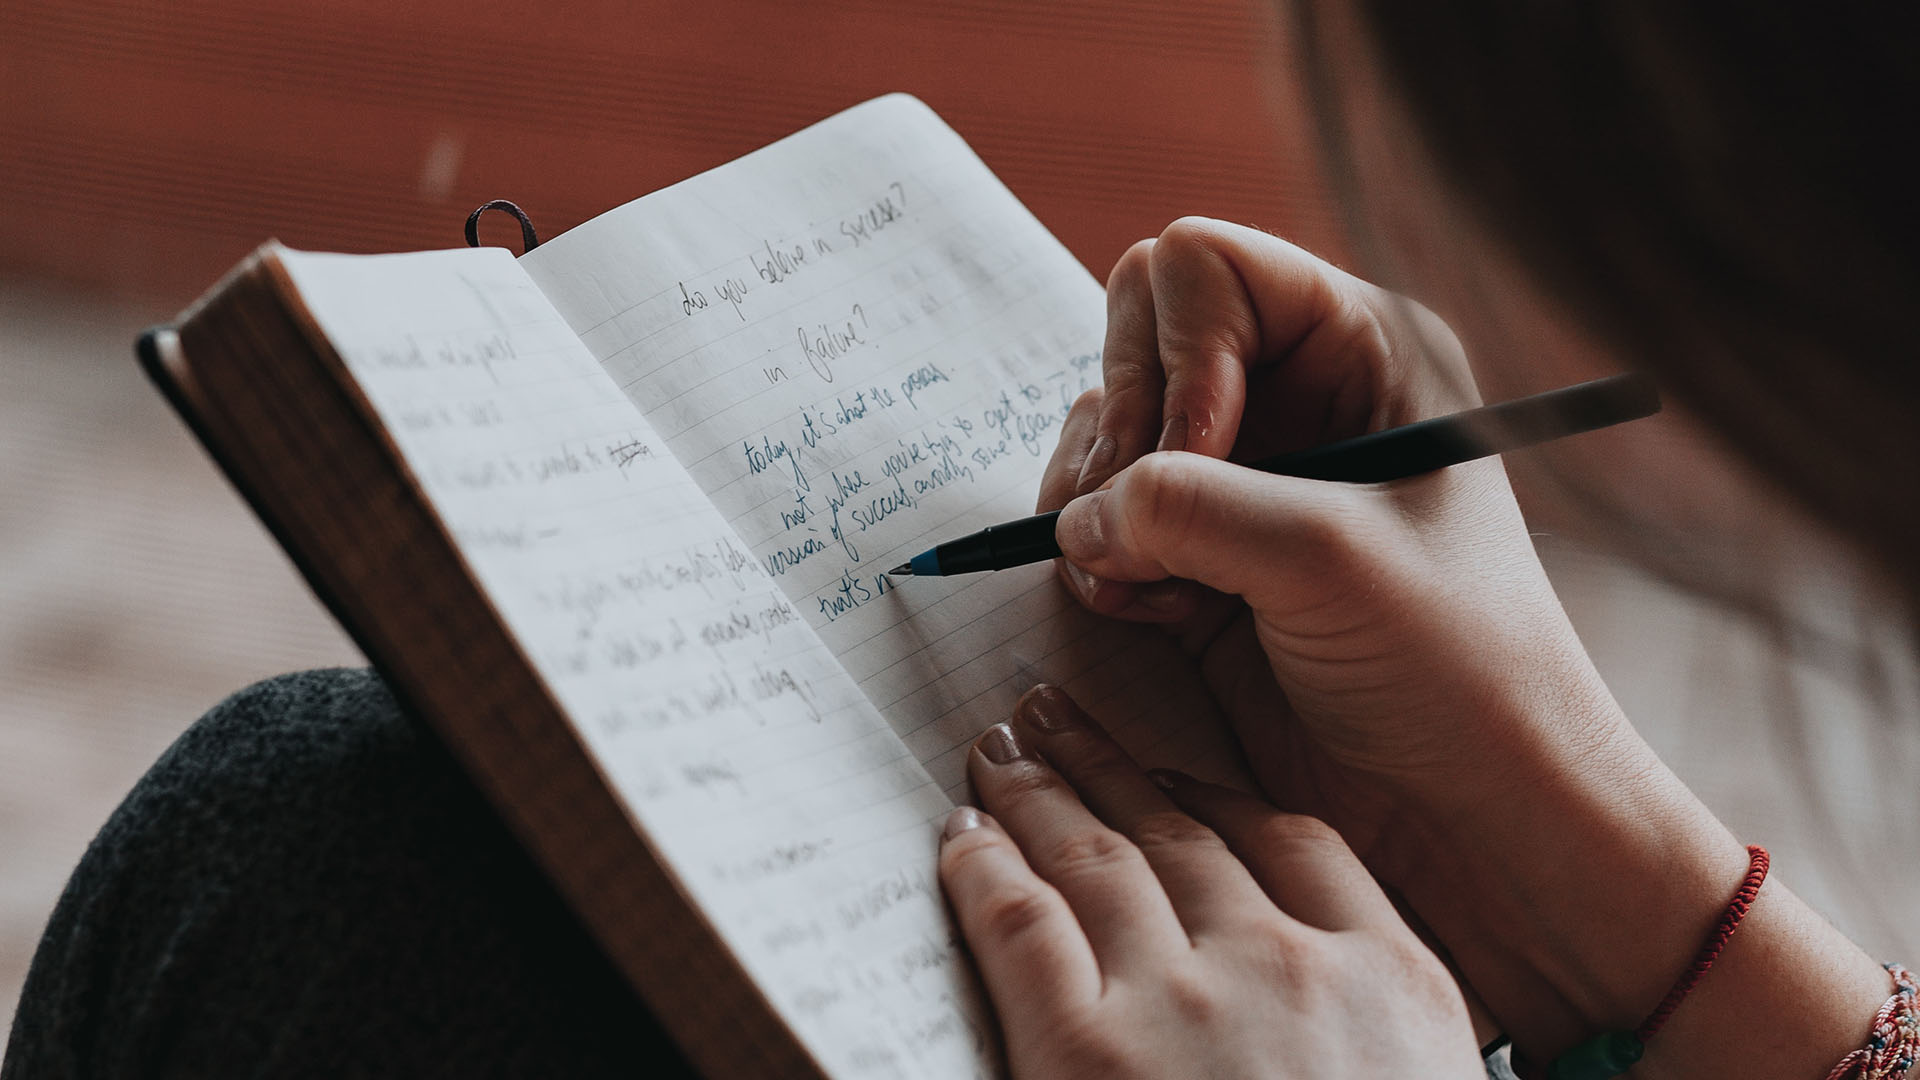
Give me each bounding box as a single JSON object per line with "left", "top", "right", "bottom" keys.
{"left": 1055, "top": 452, "right": 1394, "bottom": 606}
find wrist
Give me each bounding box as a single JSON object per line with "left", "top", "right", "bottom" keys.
{"left": 1381, "top": 702, "right": 1735, "bottom": 1037}
{"left": 1379, "top": 705, "right": 1887, "bottom": 1077}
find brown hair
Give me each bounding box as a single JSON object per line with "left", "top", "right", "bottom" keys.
{"left": 1312, "top": 5, "right": 1920, "bottom": 606}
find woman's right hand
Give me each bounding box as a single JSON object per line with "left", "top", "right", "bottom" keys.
{"left": 1044, "top": 217, "right": 1625, "bottom": 862}
{"left": 1039, "top": 218, "right": 1798, "bottom": 1067}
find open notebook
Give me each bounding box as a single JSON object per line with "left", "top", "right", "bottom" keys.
{"left": 148, "top": 94, "right": 1244, "bottom": 1078}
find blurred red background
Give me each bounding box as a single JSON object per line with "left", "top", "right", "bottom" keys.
{"left": 1, "top": 0, "right": 1341, "bottom": 302}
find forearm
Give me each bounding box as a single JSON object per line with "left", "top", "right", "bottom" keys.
{"left": 1395, "top": 703, "right": 1889, "bottom": 1078}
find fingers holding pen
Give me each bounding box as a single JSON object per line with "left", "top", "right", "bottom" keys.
{"left": 1040, "top": 386, "right": 1139, "bottom": 615}
{"left": 1037, "top": 386, "right": 1105, "bottom": 514}
{"left": 1083, "top": 219, "right": 1379, "bottom": 491}
{"left": 1054, "top": 451, "right": 1394, "bottom": 609}
{"left": 1148, "top": 219, "right": 1400, "bottom": 456}
{"left": 1079, "top": 239, "right": 1166, "bottom": 495}
{"left": 1059, "top": 219, "right": 1406, "bottom": 624}
{"left": 1143, "top": 218, "right": 1262, "bottom": 458}
{"left": 1042, "top": 382, "right": 1213, "bottom": 623}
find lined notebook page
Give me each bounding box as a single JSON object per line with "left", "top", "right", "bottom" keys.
{"left": 521, "top": 95, "right": 1242, "bottom": 796}
{"left": 276, "top": 247, "right": 995, "bottom": 1078}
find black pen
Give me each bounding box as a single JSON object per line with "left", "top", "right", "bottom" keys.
{"left": 887, "top": 373, "right": 1660, "bottom": 578}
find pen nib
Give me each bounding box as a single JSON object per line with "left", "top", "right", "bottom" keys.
{"left": 886, "top": 563, "right": 913, "bottom": 577}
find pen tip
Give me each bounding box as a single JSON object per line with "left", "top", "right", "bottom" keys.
{"left": 886, "top": 563, "right": 913, "bottom": 577}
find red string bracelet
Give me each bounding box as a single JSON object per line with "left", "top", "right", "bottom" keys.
{"left": 1544, "top": 844, "right": 1770, "bottom": 1080}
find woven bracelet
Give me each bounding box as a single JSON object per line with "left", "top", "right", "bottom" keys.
{"left": 1544, "top": 844, "right": 1770, "bottom": 1080}
{"left": 1823, "top": 964, "right": 1920, "bottom": 1080}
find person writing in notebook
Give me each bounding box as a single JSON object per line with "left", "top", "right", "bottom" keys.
{"left": 931, "top": 8, "right": 1915, "bottom": 1080}
{"left": 6, "top": 5, "right": 1913, "bottom": 1080}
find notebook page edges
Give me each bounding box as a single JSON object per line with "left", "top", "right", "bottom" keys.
{"left": 519, "top": 94, "right": 1246, "bottom": 797}
{"left": 273, "top": 246, "right": 996, "bottom": 1078}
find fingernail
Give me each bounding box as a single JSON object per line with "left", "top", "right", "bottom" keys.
{"left": 942, "top": 806, "right": 987, "bottom": 841}
{"left": 1135, "top": 580, "right": 1187, "bottom": 614}
{"left": 977, "top": 722, "right": 1025, "bottom": 765}
{"left": 1076, "top": 434, "right": 1117, "bottom": 493}
{"left": 1147, "top": 768, "right": 1185, "bottom": 790}
{"left": 1019, "top": 684, "right": 1082, "bottom": 733}
{"left": 1158, "top": 414, "right": 1189, "bottom": 452}
{"left": 1058, "top": 490, "right": 1111, "bottom": 565}
{"left": 1062, "top": 560, "right": 1102, "bottom": 599}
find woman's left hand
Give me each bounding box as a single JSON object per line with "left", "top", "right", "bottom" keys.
{"left": 939, "top": 685, "right": 1484, "bottom": 1079}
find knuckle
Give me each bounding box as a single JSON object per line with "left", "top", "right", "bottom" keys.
{"left": 1377, "top": 930, "right": 1449, "bottom": 983}
{"left": 1337, "top": 926, "right": 1463, "bottom": 1017}
{"left": 1126, "top": 809, "right": 1221, "bottom": 853}
{"left": 1101, "top": 360, "right": 1159, "bottom": 403}
{"left": 975, "top": 884, "right": 1061, "bottom": 943}
{"left": 1238, "top": 919, "right": 1291, "bottom": 963}
{"left": 1326, "top": 289, "right": 1401, "bottom": 370}
{"left": 1289, "top": 494, "right": 1395, "bottom": 581}
{"left": 937, "top": 825, "right": 1001, "bottom": 881}
{"left": 1290, "top": 499, "right": 1358, "bottom": 559}
{"left": 1160, "top": 966, "right": 1225, "bottom": 1027}
{"left": 1157, "top": 215, "right": 1228, "bottom": 257}
{"left": 1116, "top": 453, "right": 1204, "bottom": 549}
{"left": 1052, "top": 731, "right": 1132, "bottom": 779}
{"left": 1106, "top": 238, "right": 1157, "bottom": 289}
{"left": 1067, "top": 386, "right": 1105, "bottom": 423}
{"left": 1357, "top": 284, "right": 1469, "bottom": 371}
{"left": 1051, "top": 1022, "right": 1132, "bottom": 1076}
{"left": 1041, "top": 827, "right": 1140, "bottom": 882}
{"left": 993, "top": 761, "right": 1067, "bottom": 806}
{"left": 1254, "top": 811, "right": 1349, "bottom": 856}
{"left": 1235, "top": 923, "right": 1334, "bottom": 999}
{"left": 1401, "top": 299, "right": 1464, "bottom": 360}
{"left": 1336, "top": 288, "right": 1477, "bottom": 409}
{"left": 1282, "top": 936, "right": 1340, "bottom": 995}
{"left": 1393, "top": 943, "right": 1464, "bottom": 1011}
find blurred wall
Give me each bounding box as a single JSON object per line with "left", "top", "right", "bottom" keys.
{"left": 0, "top": 0, "right": 1340, "bottom": 303}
